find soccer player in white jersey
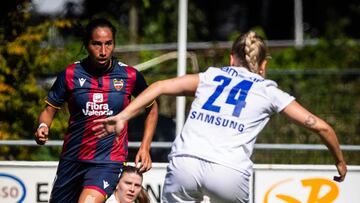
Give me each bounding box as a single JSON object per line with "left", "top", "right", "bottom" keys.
{"left": 93, "top": 31, "right": 347, "bottom": 202}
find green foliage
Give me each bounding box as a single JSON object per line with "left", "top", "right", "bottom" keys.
{"left": 0, "top": 2, "right": 73, "bottom": 159}
{"left": 138, "top": 1, "right": 209, "bottom": 43}
{"left": 268, "top": 36, "right": 360, "bottom": 70}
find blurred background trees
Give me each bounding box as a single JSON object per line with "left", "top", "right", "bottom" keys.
{"left": 1, "top": 0, "right": 359, "bottom": 163}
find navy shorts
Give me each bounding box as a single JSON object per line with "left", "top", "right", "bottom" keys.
{"left": 49, "top": 159, "right": 123, "bottom": 203}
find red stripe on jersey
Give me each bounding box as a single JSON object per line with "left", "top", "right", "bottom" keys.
{"left": 102, "top": 74, "right": 110, "bottom": 110}
{"left": 65, "top": 64, "right": 76, "bottom": 89}
{"left": 78, "top": 76, "right": 99, "bottom": 160}
{"left": 110, "top": 66, "right": 136, "bottom": 161}
{"left": 104, "top": 73, "right": 125, "bottom": 161}
{"left": 101, "top": 73, "right": 124, "bottom": 161}
{"left": 62, "top": 64, "right": 76, "bottom": 155}
{"left": 111, "top": 124, "right": 128, "bottom": 161}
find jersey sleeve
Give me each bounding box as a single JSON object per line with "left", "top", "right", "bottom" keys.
{"left": 267, "top": 84, "right": 295, "bottom": 113}
{"left": 45, "top": 71, "right": 67, "bottom": 109}
{"left": 198, "top": 71, "right": 206, "bottom": 83}
{"left": 131, "top": 70, "right": 148, "bottom": 97}
{"left": 198, "top": 67, "right": 216, "bottom": 83}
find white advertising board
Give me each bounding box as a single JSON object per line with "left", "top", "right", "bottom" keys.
{"left": 142, "top": 163, "right": 167, "bottom": 203}
{"left": 0, "top": 161, "right": 57, "bottom": 203}
{"left": 253, "top": 164, "right": 360, "bottom": 203}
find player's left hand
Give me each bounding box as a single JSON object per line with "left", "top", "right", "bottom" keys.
{"left": 135, "top": 147, "right": 152, "bottom": 173}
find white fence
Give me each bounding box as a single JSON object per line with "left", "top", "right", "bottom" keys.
{"left": 1, "top": 161, "right": 359, "bottom": 203}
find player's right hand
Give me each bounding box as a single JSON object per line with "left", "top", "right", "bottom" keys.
{"left": 35, "top": 126, "right": 49, "bottom": 145}
{"left": 93, "top": 115, "right": 126, "bottom": 138}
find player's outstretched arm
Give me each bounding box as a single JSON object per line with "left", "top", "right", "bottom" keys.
{"left": 281, "top": 100, "right": 347, "bottom": 182}
{"left": 93, "top": 74, "right": 199, "bottom": 135}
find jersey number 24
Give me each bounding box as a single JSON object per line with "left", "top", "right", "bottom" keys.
{"left": 202, "top": 75, "right": 253, "bottom": 117}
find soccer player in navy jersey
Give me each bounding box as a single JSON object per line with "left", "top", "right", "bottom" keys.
{"left": 35, "top": 18, "right": 158, "bottom": 203}
{"left": 94, "top": 31, "right": 347, "bottom": 202}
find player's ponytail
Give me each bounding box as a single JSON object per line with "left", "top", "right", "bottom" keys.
{"left": 231, "top": 31, "right": 267, "bottom": 74}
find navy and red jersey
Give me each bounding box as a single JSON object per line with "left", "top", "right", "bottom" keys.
{"left": 46, "top": 58, "right": 148, "bottom": 163}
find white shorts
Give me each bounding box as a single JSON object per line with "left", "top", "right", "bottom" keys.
{"left": 162, "top": 156, "right": 250, "bottom": 203}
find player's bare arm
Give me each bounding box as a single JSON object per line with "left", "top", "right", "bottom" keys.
{"left": 121, "top": 74, "right": 199, "bottom": 118}
{"left": 281, "top": 100, "right": 347, "bottom": 182}
{"left": 93, "top": 74, "right": 199, "bottom": 135}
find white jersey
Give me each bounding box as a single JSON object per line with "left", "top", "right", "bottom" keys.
{"left": 169, "top": 66, "right": 295, "bottom": 175}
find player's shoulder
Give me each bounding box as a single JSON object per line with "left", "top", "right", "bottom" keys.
{"left": 55, "top": 62, "right": 78, "bottom": 77}
{"left": 261, "top": 78, "right": 278, "bottom": 87}
{"left": 64, "top": 61, "right": 80, "bottom": 70}
{"left": 204, "top": 66, "right": 222, "bottom": 73}
{"left": 200, "top": 66, "right": 278, "bottom": 87}
{"left": 61, "top": 61, "right": 87, "bottom": 75}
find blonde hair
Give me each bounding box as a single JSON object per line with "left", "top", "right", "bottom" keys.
{"left": 231, "top": 31, "right": 268, "bottom": 73}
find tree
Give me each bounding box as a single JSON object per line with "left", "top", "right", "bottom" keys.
{"left": 0, "top": 1, "right": 73, "bottom": 160}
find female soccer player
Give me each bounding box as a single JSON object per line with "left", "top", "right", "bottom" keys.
{"left": 94, "top": 30, "right": 346, "bottom": 202}
{"left": 105, "top": 165, "right": 150, "bottom": 203}
{"left": 34, "top": 18, "right": 158, "bottom": 203}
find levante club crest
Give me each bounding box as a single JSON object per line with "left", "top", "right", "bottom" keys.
{"left": 113, "top": 79, "right": 124, "bottom": 91}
